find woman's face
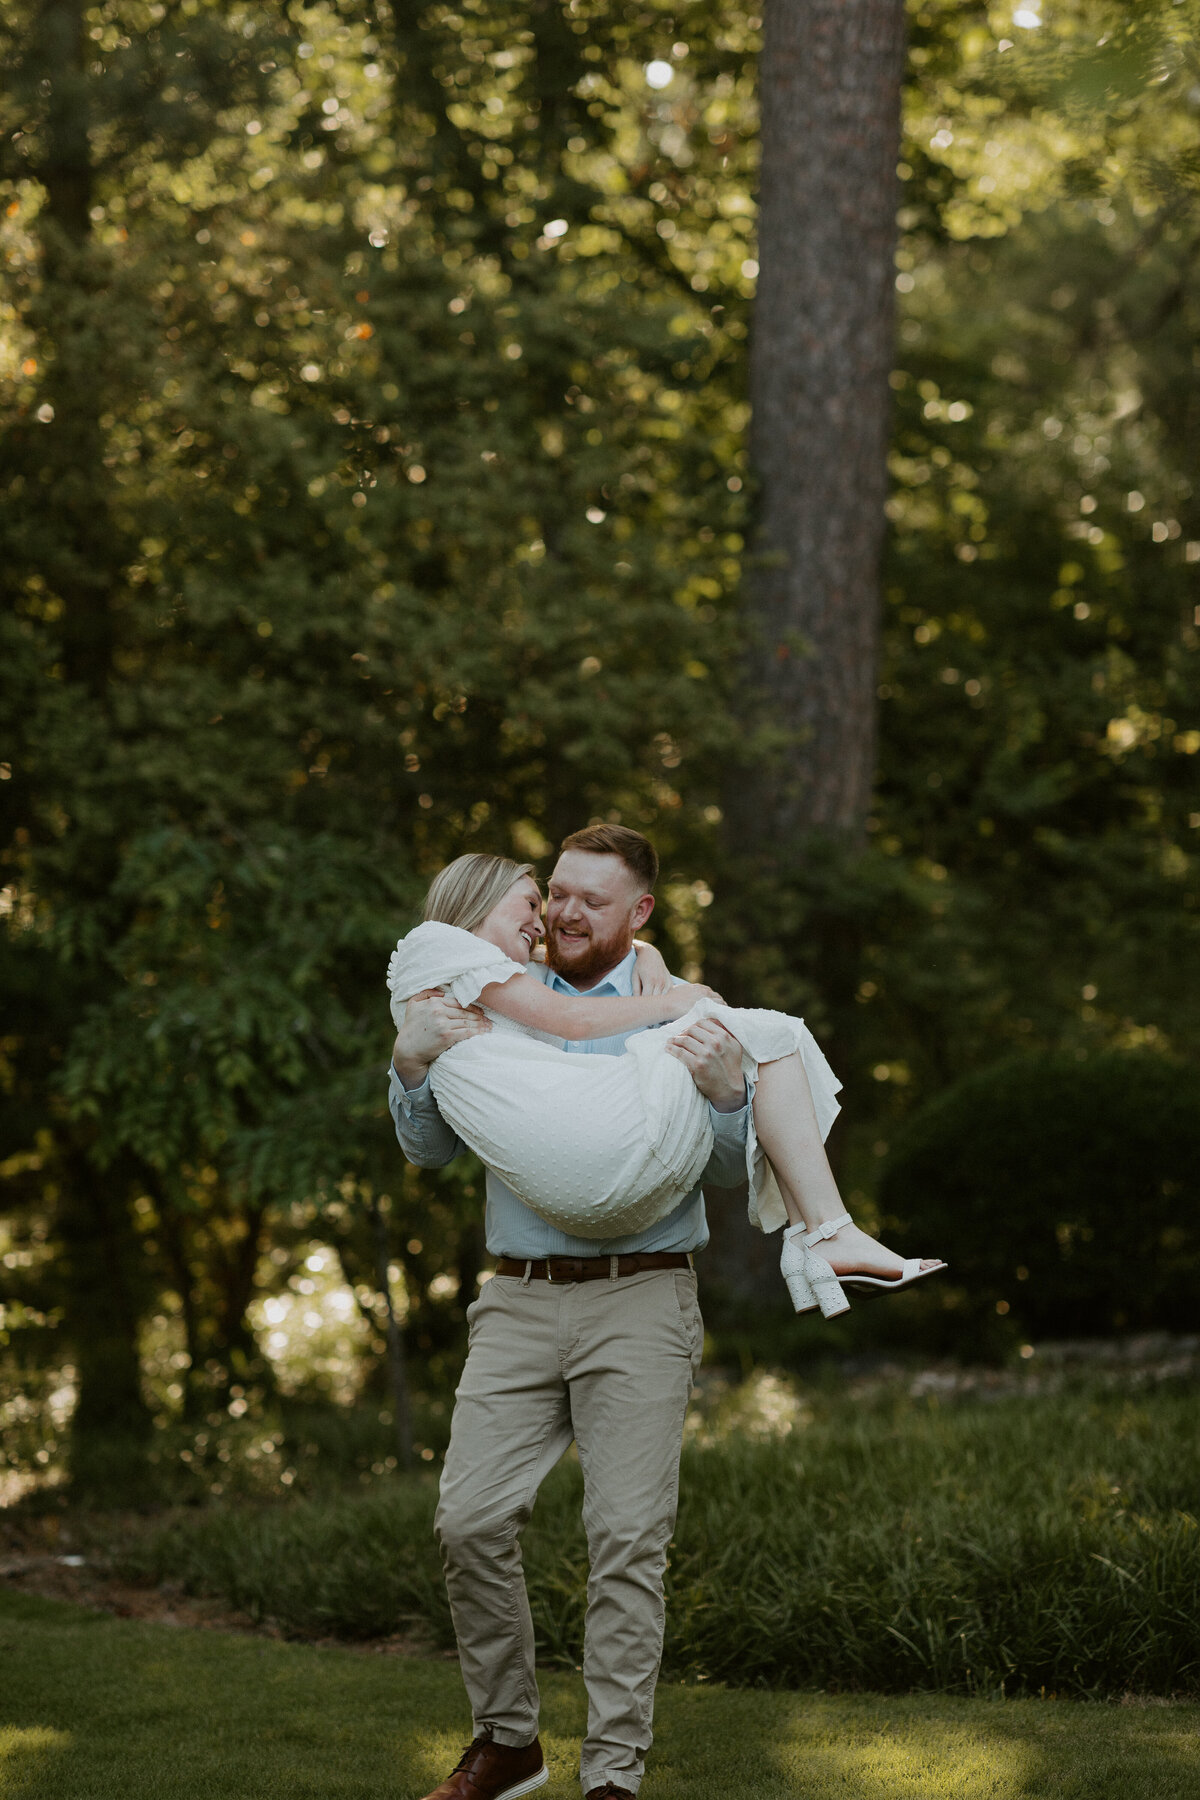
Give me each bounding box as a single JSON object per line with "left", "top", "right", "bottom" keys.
{"left": 477, "top": 876, "right": 545, "bottom": 964}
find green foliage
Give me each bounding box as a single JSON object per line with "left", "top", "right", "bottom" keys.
{"left": 880, "top": 1050, "right": 1200, "bottom": 1340}
{"left": 3, "top": 0, "right": 1200, "bottom": 1464}
{"left": 708, "top": 0, "right": 1200, "bottom": 1225}
{"left": 0, "top": 0, "right": 758, "bottom": 1474}
{"left": 870, "top": 0, "right": 1200, "bottom": 1074}
{"left": 124, "top": 1477, "right": 451, "bottom": 1640}
{"left": 119, "top": 1384, "right": 1200, "bottom": 1697}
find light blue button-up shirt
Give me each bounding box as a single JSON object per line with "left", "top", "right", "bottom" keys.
{"left": 387, "top": 946, "right": 750, "bottom": 1258}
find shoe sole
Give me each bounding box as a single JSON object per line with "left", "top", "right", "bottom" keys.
{"left": 840, "top": 1263, "right": 947, "bottom": 1295}
{"left": 494, "top": 1767, "right": 549, "bottom": 1800}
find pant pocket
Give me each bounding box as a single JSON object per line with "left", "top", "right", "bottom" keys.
{"left": 464, "top": 1277, "right": 501, "bottom": 1344}
{"left": 671, "top": 1271, "right": 704, "bottom": 1372}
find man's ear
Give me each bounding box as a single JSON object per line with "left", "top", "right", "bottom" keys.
{"left": 631, "top": 892, "right": 655, "bottom": 932}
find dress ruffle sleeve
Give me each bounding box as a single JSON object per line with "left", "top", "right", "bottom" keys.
{"left": 387, "top": 921, "right": 528, "bottom": 1030}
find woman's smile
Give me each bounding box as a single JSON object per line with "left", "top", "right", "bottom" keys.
{"left": 476, "top": 875, "right": 546, "bottom": 962}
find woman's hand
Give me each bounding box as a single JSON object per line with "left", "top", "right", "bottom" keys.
{"left": 631, "top": 939, "right": 673, "bottom": 998}
{"left": 659, "top": 980, "right": 721, "bottom": 1019}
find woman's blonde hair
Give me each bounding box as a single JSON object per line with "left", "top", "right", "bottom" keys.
{"left": 422, "top": 853, "right": 536, "bottom": 934}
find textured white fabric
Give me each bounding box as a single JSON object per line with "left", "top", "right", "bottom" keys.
{"left": 387, "top": 920, "right": 530, "bottom": 1013}
{"left": 386, "top": 921, "right": 841, "bottom": 1237}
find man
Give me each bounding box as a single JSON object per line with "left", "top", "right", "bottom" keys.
{"left": 389, "top": 824, "right": 748, "bottom": 1800}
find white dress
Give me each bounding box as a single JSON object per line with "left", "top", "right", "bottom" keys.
{"left": 387, "top": 921, "right": 841, "bottom": 1239}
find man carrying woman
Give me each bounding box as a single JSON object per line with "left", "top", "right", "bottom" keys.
{"left": 388, "top": 825, "right": 941, "bottom": 1800}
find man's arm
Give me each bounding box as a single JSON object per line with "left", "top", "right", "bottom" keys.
{"left": 388, "top": 1066, "right": 466, "bottom": 1168}
{"left": 701, "top": 1095, "right": 750, "bottom": 1187}
{"left": 387, "top": 990, "right": 486, "bottom": 1169}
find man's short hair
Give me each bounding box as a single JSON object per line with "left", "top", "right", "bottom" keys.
{"left": 559, "top": 824, "right": 658, "bottom": 894}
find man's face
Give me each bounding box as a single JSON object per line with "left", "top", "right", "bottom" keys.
{"left": 544, "top": 850, "right": 655, "bottom": 988}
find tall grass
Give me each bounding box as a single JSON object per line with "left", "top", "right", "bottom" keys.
{"left": 119, "top": 1383, "right": 1200, "bottom": 1697}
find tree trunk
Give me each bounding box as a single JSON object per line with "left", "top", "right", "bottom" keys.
{"left": 730, "top": 0, "right": 906, "bottom": 845}
{"left": 210, "top": 1196, "right": 274, "bottom": 1400}
{"left": 158, "top": 1206, "right": 206, "bottom": 1420}
{"left": 701, "top": 1181, "right": 784, "bottom": 1313}
{"left": 37, "top": 0, "right": 92, "bottom": 244}
{"left": 706, "top": 2, "right": 907, "bottom": 1297}
{"left": 369, "top": 1193, "right": 414, "bottom": 1469}
{"left": 59, "top": 1158, "right": 154, "bottom": 1503}
{"left": 34, "top": 0, "right": 120, "bottom": 701}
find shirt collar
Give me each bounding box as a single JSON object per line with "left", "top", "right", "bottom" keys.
{"left": 547, "top": 945, "right": 637, "bottom": 998}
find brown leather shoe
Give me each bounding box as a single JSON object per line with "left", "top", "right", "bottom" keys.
{"left": 585, "top": 1787, "right": 636, "bottom": 1800}
{"left": 418, "top": 1734, "right": 547, "bottom": 1800}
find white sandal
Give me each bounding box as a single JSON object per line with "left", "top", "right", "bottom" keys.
{"left": 781, "top": 1212, "right": 945, "bottom": 1318}
{"left": 780, "top": 1213, "right": 853, "bottom": 1318}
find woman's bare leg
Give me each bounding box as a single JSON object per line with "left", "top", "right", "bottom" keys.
{"left": 752, "top": 1053, "right": 941, "bottom": 1280}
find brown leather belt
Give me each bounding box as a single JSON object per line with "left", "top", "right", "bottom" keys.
{"left": 493, "top": 1252, "right": 695, "bottom": 1283}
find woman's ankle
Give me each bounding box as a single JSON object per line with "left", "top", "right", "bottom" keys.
{"left": 789, "top": 1210, "right": 853, "bottom": 1241}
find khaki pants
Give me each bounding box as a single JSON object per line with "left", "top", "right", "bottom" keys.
{"left": 435, "top": 1269, "right": 704, "bottom": 1795}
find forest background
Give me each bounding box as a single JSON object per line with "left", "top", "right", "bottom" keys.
{"left": 1, "top": 0, "right": 1199, "bottom": 1503}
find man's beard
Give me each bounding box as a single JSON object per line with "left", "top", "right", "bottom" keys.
{"left": 545, "top": 920, "right": 634, "bottom": 988}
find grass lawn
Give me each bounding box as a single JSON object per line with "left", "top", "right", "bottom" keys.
{"left": 2, "top": 1590, "right": 1200, "bottom": 1800}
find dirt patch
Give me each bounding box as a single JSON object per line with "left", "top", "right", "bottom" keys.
{"left": 0, "top": 1519, "right": 447, "bottom": 1657}
{"left": 1, "top": 1549, "right": 268, "bottom": 1634}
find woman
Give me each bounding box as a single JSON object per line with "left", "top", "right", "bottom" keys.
{"left": 388, "top": 854, "right": 944, "bottom": 1317}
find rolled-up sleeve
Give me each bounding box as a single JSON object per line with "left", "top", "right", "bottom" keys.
{"left": 701, "top": 1092, "right": 751, "bottom": 1188}
{"left": 387, "top": 1065, "right": 464, "bottom": 1169}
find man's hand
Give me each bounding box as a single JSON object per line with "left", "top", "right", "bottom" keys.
{"left": 666, "top": 1017, "right": 747, "bottom": 1113}
{"left": 392, "top": 989, "right": 490, "bottom": 1090}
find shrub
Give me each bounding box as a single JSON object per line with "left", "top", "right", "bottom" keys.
{"left": 879, "top": 1051, "right": 1200, "bottom": 1340}
{"left": 118, "top": 1384, "right": 1200, "bottom": 1696}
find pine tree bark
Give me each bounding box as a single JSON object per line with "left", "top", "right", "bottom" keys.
{"left": 706, "top": 3, "right": 906, "bottom": 1302}
{"left": 731, "top": 0, "right": 906, "bottom": 845}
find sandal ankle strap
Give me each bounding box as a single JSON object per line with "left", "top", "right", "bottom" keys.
{"left": 802, "top": 1211, "right": 853, "bottom": 1248}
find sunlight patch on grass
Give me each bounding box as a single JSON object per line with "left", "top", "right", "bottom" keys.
{"left": 638, "top": 1687, "right": 1200, "bottom": 1800}
{"left": 774, "top": 1707, "right": 1034, "bottom": 1797}
{"left": 0, "top": 1726, "right": 71, "bottom": 1784}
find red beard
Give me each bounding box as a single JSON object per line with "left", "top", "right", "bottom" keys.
{"left": 544, "top": 922, "right": 635, "bottom": 988}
